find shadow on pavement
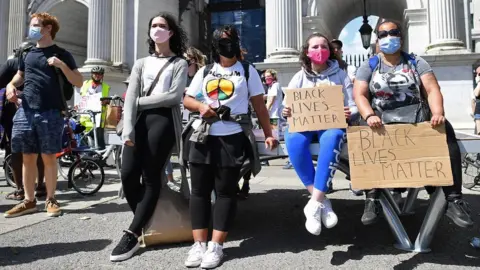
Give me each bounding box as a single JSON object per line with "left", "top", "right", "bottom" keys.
{"left": 223, "top": 189, "right": 480, "bottom": 268}
{"left": 72, "top": 201, "right": 130, "bottom": 215}
{"left": 0, "top": 239, "right": 112, "bottom": 266}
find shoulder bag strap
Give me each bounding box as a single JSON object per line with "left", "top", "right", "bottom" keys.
{"left": 144, "top": 56, "right": 177, "bottom": 97}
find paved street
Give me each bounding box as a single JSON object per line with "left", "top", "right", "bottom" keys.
{"left": 0, "top": 158, "right": 479, "bottom": 269}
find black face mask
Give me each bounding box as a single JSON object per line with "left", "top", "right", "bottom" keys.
{"left": 217, "top": 38, "right": 238, "bottom": 59}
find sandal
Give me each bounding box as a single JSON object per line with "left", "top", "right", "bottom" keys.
{"left": 6, "top": 189, "right": 25, "bottom": 201}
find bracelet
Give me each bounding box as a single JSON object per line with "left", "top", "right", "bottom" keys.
{"left": 364, "top": 114, "right": 375, "bottom": 121}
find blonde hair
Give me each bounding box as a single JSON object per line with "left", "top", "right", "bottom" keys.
{"left": 185, "top": 47, "right": 206, "bottom": 68}
{"left": 265, "top": 69, "right": 278, "bottom": 80}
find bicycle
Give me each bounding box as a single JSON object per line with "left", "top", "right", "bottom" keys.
{"left": 461, "top": 152, "right": 480, "bottom": 189}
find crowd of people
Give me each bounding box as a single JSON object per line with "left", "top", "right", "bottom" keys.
{"left": 0, "top": 10, "right": 475, "bottom": 270}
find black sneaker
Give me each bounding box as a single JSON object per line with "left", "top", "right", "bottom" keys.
{"left": 445, "top": 199, "right": 474, "bottom": 228}
{"left": 361, "top": 199, "right": 379, "bottom": 225}
{"left": 110, "top": 231, "right": 140, "bottom": 262}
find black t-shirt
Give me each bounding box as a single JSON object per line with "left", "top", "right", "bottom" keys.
{"left": 0, "top": 58, "right": 20, "bottom": 90}
{"left": 19, "top": 45, "right": 77, "bottom": 111}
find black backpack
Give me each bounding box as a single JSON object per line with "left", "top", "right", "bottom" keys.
{"left": 22, "top": 45, "right": 74, "bottom": 103}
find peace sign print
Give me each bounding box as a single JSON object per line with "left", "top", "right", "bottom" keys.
{"left": 206, "top": 78, "right": 235, "bottom": 101}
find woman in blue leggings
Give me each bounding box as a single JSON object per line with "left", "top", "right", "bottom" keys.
{"left": 282, "top": 33, "right": 356, "bottom": 236}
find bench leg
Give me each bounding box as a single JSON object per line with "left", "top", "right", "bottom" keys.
{"left": 401, "top": 188, "right": 420, "bottom": 215}
{"left": 379, "top": 191, "right": 413, "bottom": 251}
{"left": 413, "top": 187, "right": 446, "bottom": 253}
{"left": 381, "top": 189, "right": 402, "bottom": 216}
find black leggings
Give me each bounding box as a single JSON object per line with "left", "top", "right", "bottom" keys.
{"left": 121, "top": 108, "right": 175, "bottom": 235}
{"left": 190, "top": 163, "right": 241, "bottom": 231}
{"left": 365, "top": 120, "right": 462, "bottom": 201}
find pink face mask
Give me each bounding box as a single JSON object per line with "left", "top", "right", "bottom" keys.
{"left": 265, "top": 78, "right": 274, "bottom": 85}
{"left": 307, "top": 48, "right": 330, "bottom": 65}
{"left": 150, "top": 27, "right": 171, "bottom": 44}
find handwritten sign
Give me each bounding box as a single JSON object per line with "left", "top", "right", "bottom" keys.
{"left": 75, "top": 92, "right": 102, "bottom": 126}
{"left": 347, "top": 123, "right": 453, "bottom": 189}
{"left": 285, "top": 86, "right": 347, "bottom": 132}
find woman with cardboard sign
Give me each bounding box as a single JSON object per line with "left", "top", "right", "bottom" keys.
{"left": 282, "top": 33, "right": 357, "bottom": 236}
{"left": 353, "top": 20, "right": 473, "bottom": 228}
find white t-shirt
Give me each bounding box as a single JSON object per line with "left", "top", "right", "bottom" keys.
{"left": 186, "top": 61, "right": 264, "bottom": 135}
{"left": 267, "top": 82, "right": 283, "bottom": 119}
{"left": 143, "top": 56, "right": 176, "bottom": 95}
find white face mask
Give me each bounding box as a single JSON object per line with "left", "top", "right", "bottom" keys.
{"left": 476, "top": 76, "right": 480, "bottom": 84}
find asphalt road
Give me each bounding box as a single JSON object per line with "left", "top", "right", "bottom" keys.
{"left": 0, "top": 159, "right": 479, "bottom": 269}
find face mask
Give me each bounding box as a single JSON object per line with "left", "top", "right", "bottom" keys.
{"left": 476, "top": 76, "right": 480, "bottom": 84}
{"left": 28, "top": 26, "right": 43, "bottom": 41}
{"left": 217, "top": 38, "right": 238, "bottom": 59}
{"left": 379, "top": 36, "right": 401, "bottom": 54}
{"left": 150, "top": 27, "right": 171, "bottom": 43}
{"left": 265, "top": 78, "right": 274, "bottom": 85}
{"left": 307, "top": 48, "right": 330, "bottom": 65}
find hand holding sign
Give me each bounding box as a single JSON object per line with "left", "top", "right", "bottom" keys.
{"left": 285, "top": 86, "right": 347, "bottom": 132}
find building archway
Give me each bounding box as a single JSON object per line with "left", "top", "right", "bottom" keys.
{"left": 32, "top": 0, "right": 88, "bottom": 66}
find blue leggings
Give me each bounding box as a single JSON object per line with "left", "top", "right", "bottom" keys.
{"left": 285, "top": 129, "right": 345, "bottom": 192}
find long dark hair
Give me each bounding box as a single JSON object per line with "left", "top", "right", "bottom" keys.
{"left": 211, "top": 25, "right": 242, "bottom": 63}
{"left": 299, "top": 33, "right": 338, "bottom": 74}
{"left": 147, "top": 12, "right": 188, "bottom": 56}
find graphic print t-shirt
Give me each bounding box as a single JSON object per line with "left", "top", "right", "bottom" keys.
{"left": 186, "top": 61, "right": 264, "bottom": 136}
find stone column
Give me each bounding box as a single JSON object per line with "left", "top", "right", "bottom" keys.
{"left": 111, "top": 0, "right": 127, "bottom": 69}
{"left": 265, "top": 0, "right": 301, "bottom": 60}
{"left": 0, "top": 0, "right": 10, "bottom": 63}
{"left": 427, "top": 0, "right": 465, "bottom": 52}
{"left": 472, "top": 0, "right": 480, "bottom": 52}
{"left": 84, "top": 0, "right": 113, "bottom": 67}
{"left": 7, "top": 0, "right": 27, "bottom": 56}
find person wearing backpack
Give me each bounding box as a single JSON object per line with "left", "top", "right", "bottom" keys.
{"left": 183, "top": 25, "right": 277, "bottom": 269}
{"left": 0, "top": 42, "right": 47, "bottom": 201}
{"left": 353, "top": 20, "right": 473, "bottom": 228}
{"left": 4, "top": 12, "right": 82, "bottom": 218}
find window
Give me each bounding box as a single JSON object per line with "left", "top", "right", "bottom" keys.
{"left": 211, "top": 9, "right": 266, "bottom": 63}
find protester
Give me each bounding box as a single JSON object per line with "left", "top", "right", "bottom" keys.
{"left": 281, "top": 33, "right": 356, "bottom": 236}
{"left": 331, "top": 39, "right": 357, "bottom": 82}
{"left": 353, "top": 20, "right": 473, "bottom": 228}
{"left": 264, "top": 69, "right": 282, "bottom": 128}
{"left": 472, "top": 66, "right": 480, "bottom": 134}
{"left": 183, "top": 25, "right": 277, "bottom": 268}
{"left": 0, "top": 42, "right": 46, "bottom": 201}
{"left": 164, "top": 46, "right": 206, "bottom": 184}
{"left": 110, "top": 12, "right": 188, "bottom": 262}
{"left": 79, "top": 66, "right": 111, "bottom": 149}
{"left": 4, "top": 13, "right": 82, "bottom": 218}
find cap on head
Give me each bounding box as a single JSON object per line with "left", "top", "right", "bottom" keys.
{"left": 331, "top": 39, "right": 343, "bottom": 48}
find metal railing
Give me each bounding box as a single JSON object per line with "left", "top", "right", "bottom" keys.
{"left": 344, "top": 53, "right": 372, "bottom": 68}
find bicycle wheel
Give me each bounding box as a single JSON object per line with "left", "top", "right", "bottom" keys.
{"left": 462, "top": 153, "right": 480, "bottom": 189}
{"left": 3, "top": 154, "right": 16, "bottom": 188}
{"left": 68, "top": 156, "right": 105, "bottom": 195}
{"left": 114, "top": 145, "right": 122, "bottom": 177}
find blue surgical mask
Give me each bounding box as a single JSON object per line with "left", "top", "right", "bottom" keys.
{"left": 28, "top": 26, "right": 43, "bottom": 41}
{"left": 379, "top": 36, "right": 401, "bottom": 54}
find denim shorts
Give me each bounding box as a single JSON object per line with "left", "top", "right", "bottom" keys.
{"left": 475, "top": 114, "right": 480, "bottom": 120}
{"left": 11, "top": 107, "right": 64, "bottom": 154}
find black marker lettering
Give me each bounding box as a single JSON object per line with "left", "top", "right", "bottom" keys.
{"left": 424, "top": 161, "right": 433, "bottom": 178}
{"left": 382, "top": 163, "right": 395, "bottom": 180}
{"left": 435, "top": 161, "right": 446, "bottom": 178}
{"left": 360, "top": 130, "right": 371, "bottom": 150}
{"left": 396, "top": 163, "right": 408, "bottom": 179}
{"left": 404, "top": 128, "right": 415, "bottom": 145}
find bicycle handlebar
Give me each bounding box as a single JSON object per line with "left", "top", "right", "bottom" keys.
{"left": 100, "top": 96, "right": 123, "bottom": 102}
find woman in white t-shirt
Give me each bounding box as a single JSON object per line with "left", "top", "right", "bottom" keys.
{"left": 183, "top": 25, "right": 277, "bottom": 269}
{"left": 264, "top": 69, "right": 283, "bottom": 125}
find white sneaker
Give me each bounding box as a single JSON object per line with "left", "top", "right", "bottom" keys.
{"left": 303, "top": 199, "right": 322, "bottom": 235}
{"left": 321, "top": 198, "right": 338, "bottom": 229}
{"left": 200, "top": 242, "right": 224, "bottom": 269}
{"left": 185, "top": 242, "right": 207, "bottom": 267}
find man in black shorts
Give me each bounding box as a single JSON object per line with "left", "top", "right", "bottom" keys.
{"left": 4, "top": 12, "right": 83, "bottom": 218}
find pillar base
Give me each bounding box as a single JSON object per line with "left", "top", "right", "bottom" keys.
{"left": 426, "top": 39, "right": 466, "bottom": 53}
{"left": 268, "top": 48, "right": 300, "bottom": 60}
{"left": 83, "top": 59, "right": 113, "bottom": 68}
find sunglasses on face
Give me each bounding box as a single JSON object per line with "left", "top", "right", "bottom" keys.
{"left": 377, "top": 29, "right": 401, "bottom": 39}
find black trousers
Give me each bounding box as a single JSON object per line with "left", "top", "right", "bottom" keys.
{"left": 121, "top": 108, "right": 175, "bottom": 235}
{"left": 365, "top": 120, "right": 462, "bottom": 201}
{"left": 190, "top": 163, "right": 241, "bottom": 231}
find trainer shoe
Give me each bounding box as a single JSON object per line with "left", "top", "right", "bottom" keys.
{"left": 110, "top": 231, "right": 141, "bottom": 262}
{"left": 45, "top": 198, "right": 62, "bottom": 217}
{"left": 184, "top": 241, "right": 207, "bottom": 267}
{"left": 200, "top": 242, "right": 224, "bottom": 269}
{"left": 304, "top": 199, "right": 322, "bottom": 235}
{"left": 4, "top": 199, "right": 37, "bottom": 218}
{"left": 321, "top": 198, "right": 338, "bottom": 229}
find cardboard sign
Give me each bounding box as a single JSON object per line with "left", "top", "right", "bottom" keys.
{"left": 347, "top": 123, "right": 453, "bottom": 189}
{"left": 285, "top": 86, "right": 347, "bottom": 132}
